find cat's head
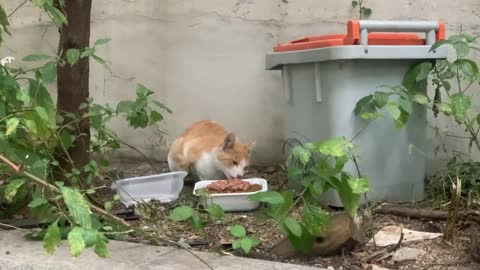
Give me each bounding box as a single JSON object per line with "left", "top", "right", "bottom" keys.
{"left": 216, "top": 133, "right": 255, "bottom": 179}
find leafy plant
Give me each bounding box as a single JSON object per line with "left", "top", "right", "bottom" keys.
{"left": 249, "top": 138, "right": 368, "bottom": 254}
{"left": 169, "top": 203, "right": 225, "bottom": 230}
{"left": 354, "top": 32, "right": 480, "bottom": 201}
{"left": 351, "top": 0, "right": 372, "bottom": 19}
{"left": 229, "top": 224, "right": 261, "bottom": 254}
{"left": 0, "top": 1, "right": 171, "bottom": 258}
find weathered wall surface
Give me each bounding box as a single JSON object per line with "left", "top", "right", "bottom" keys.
{"left": 2, "top": 0, "right": 480, "bottom": 173}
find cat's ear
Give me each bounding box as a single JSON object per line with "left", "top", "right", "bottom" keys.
{"left": 222, "top": 133, "right": 236, "bottom": 150}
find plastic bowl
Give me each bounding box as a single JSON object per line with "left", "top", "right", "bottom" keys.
{"left": 112, "top": 171, "right": 187, "bottom": 207}
{"left": 193, "top": 178, "right": 268, "bottom": 212}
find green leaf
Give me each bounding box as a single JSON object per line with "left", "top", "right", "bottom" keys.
{"left": 291, "top": 146, "right": 311, "bottom": 165}
{"left": 150, "top": 110, "right": 163, "bottom": 123}
{"left": 287, "top": 167, "right": 302, "bottom": 179}
{"left": 94, "top": 234, "right": 109, "bottom": 258}
{"left": 373, "top": 91, "right": 390, "bottom": 108}
{"left": 4, "top": 178, "right": 27, "bottom": 202}
{"left": 354, "top": 95, "right": 377, "bottom": 119}
{"left": 28, "top": 196, "right": 48, "bottom": 208}
{"left": 450, "top": 92, "right": 471, "bottom": 122}
{"left": 361, "top": 7, "right": 372, "bottom": 16}
{"left": 94, "top": 38, "right": 111, "bottom": 46}
{"left": 206, "top": 204, "right": 224, "bottom": 220}
{"left": 429, "top": 39, "right": 450, "bottom": 52}
{"left": 402, "top": 62, "right": 430, "bottom": 92}
{"left": 169, "top": 206, "right": 194, "bottom": 222}
{"left": 33, "top": 0, "right": 46, "bottom": 7}
{"left": 0, "top": 102, "right": 5, "bottom": 119}
{"left": 34, "top": 106, "right": 50, "bottom": 124}
{"left": 92, "top": 54, "right": 108, "bottom": 66}
{"left": 232, "top": 239, "right": 241, "bottom": 249}
{"left": 23, "top": 54, "right": 52, "bottom": 62}
{"left": 60, "top": 130, "right": 75, "bottom": 150}
{"left": 6, "top": 117, "right": 20, "bottom": 136}
{"left": 283, "top": 217, "right": 302, "bottom": 237}
{"left": 437, "top": 103, "right": 452, "bottom": 115}
{"left": 351, "top": 1, "right": 358, "bottom": 8}
{"left": 399, "top": 99, "right": 412, "bottom": 114}
{"left": 191, "top": 214, "right": 203, "bottom": 230}
{"left": 415, "top": 62, "right": 433, "bottom": 82}
{"left": 413, "top": 94, "right": 429, "bottom": 105}
{"left": 66, "top": 49, "right": 80, "bottom": 65}
{"left": 394, "top": 109, "right": 410, "bottom": 129}
{"left": 152, "top": 100, "right": 173, "bottom": 113}
{"left": 316, "top": 138, "right": 354, "bottom": 157}
{"left": 137, "top": 84, "right": 154, "bottom": 97}
{"left": 45, "top": 6, "right": 67, "bottom": 27}
{"left": 303, "top": 206, "right": 329, "bottom": 236}
{"left": 39, "top": 62, "right": 57, "bottom": 83}
{"left": 287, "top": 224, "right": 314, "bottom": 254}
{"left": 240, "top": 238, "right": 253, "bottom": 253}
{"left": 348, "top": 177, "right": 369, "bottom": 194}
{"left": 116, "top": 100, "right": 135, "bottom": 114}
{"left": 80, "top": 48, "right": 95, "bottom": 58}
{"left": 67, "top": 227, "right": 86, "bottom": 257}
{"left": 386, "top": 103, "right": 401, "bottom": 120}
{"left": 43, "top": 221, "right": 61, "bottom": 254}
{"left": 104, "top": 201, "right": 113, "bottom": 212}
{"left": 229, "top": 225, "right": 246, "bottom": 237}
{"left": 309, "top": 181, "right": 325, "bottom": 198}
{"left": 60, "top": 186, "right": 93, "bottom": 228}
{"left": 248, "top": 191, "right": 285, "bottom": 205}
{"left": 453, "top": 41, "right": 470, "bottom": 58}
{"left": 453, "top": 59, "right": 479, "bottom": 81}
{"left": 0, "top": 5, "right": 11, "bottom": 44}
{"left": 267, "top": 190, "right": 294, "bottom": 220}
{"left": 335, "top": 155, "right": 349, "bottom": 170}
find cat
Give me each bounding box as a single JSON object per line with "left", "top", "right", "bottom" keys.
{"left": 167, "top": 120, "right": 255, "bottom": 181}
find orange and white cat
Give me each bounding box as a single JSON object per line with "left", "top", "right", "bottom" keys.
{"left": 167, "top": 120, "right": 255, "bottom": 180}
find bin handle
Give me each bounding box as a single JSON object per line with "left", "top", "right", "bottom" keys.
{"left": 357, "top": 20, "right": 443, "bottom": 46}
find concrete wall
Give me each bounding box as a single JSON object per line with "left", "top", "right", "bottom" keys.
{"left": 2, "top": 0, "right": 480, "bottom": 172}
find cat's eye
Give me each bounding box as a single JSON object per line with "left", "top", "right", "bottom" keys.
{"left": 233, "top": 161, "right": 238, "bottom": 166}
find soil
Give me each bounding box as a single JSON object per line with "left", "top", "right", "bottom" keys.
{"left": 106, "top": 158, "right": 480, "bottom": 270}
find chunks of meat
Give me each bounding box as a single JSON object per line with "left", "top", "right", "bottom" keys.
{"left": 205, "top": 179, "right": 262, "bottom": 194}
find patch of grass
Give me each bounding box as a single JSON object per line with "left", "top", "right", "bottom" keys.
{"left": 423, "top": 158, "right": 480, "bottom": 207}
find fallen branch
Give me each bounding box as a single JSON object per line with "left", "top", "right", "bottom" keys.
{"left": 374, "top": 205, "right": 480, "bottom": 220}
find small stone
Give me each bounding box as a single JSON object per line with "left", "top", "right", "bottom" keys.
{"left": 392, "top": 247, "right": 426, "bottom": 263}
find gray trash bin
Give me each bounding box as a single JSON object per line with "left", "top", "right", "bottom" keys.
{"left": 266, "top": 20, "right": 448, "bottom": 206}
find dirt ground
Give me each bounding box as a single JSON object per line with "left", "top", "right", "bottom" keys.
{"left": 109, "top": 158, "right": 480, "bottom": 270}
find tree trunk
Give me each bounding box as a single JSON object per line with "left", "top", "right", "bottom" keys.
{"left": 56, "top": 0, "right": 92, "bottom": 174}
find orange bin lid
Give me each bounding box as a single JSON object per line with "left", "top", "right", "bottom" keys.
{"left": 273, "top": 20, "right": 445, "bottom": 52}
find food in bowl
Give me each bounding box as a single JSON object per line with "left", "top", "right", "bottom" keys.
{"left": 203, "top": 179, "right": 262, "bottom": 194}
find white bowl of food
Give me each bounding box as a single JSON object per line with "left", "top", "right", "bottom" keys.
{"left": 193, "top": 178, "right": 268, "bottom": 212}
{"left": 112, "top": 171, "right": 188, "bottom": 207}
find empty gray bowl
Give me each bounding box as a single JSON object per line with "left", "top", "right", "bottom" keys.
{"left": 112, "top": 171, "right": 188, "bottom": 207}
